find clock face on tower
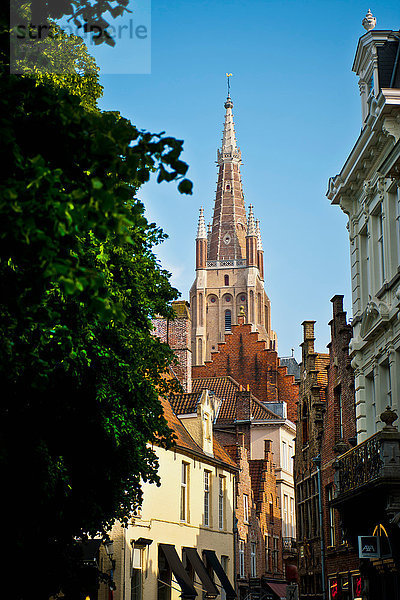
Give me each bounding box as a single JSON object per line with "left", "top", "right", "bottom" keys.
{"left": 223, "top": 233, "right": 231, "bottom": 245}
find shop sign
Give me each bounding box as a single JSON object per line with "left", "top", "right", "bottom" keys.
{"left": 358, "top": 535, "right": 380, "bottom": 558}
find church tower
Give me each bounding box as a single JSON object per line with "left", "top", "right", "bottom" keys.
{"left": 190, "top": 93, "right": 277, "bottom": 365}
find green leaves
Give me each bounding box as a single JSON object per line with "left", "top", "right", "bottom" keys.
{"left": 1, "top": 32, "right": 191, "bottom": 598}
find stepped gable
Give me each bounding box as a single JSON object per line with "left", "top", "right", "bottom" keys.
{"left": 192, "top": 320, "right": 299, "bottom": 422}
{"left": 160, "top": 395, "right": 236, "bottom": 468}
{"left": 191, "top": 376, "right": 278, "bottom": 423}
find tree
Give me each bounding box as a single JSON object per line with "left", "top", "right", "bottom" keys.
{"left": 1, "top": 3, "right": 192, "bottom": 598}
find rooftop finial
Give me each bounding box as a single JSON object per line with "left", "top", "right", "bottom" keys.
{"left": 247, "top": 205, "right": 256, "bottom": 237}
{"left": 362, "top": 9, "right": 376, "bottom": 31}
{"left": 197, "top": 207, "right": 207, "bottom": 239}
{"left": 225, "top": 73, "right": 233, "bottom": 108}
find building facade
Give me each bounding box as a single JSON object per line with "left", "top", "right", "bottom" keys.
{"left": 320, "top": 296, "right": 361, "bottom": 600}
{"left": 107, "top": 393, "right": 238, "bottom": 600}
{"left": 190, "top": 94, "right": 276, "bottom": 366}
{"left": 327, "top": 16, "right": 400, "bottom": 600}
{"left": 295, "top": 321, "right": 330, "bottom": 600}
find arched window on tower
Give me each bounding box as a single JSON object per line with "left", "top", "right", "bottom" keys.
{"left": 225, "top": 310, "right": 232, "bottom": 332}
{"left": 224, "top": 275, "right": 229, "bottom": 286}
{"left": 257, "top": 293, "right": 262, "bottom": 323}
{"left": 197, "top": 338, "right": 203, "bottom": 364}
{"left": 302, "top": 401, "right": 309, "bottom": 444}
{"left": 198, "top": 293, "right": 203, "bottom": 326}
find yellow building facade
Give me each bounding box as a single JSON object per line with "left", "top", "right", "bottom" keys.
{"left": 105, "top": 392, "right": 238, "bottom": 600}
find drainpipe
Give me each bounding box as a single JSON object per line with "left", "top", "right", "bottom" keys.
{"left": 312, "top": 456, "right": 326, "bottom": 600}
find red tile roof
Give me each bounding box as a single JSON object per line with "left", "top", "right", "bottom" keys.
{"left": 159, "top": 396, "right": 236, "bottom": 469}
{"left": 191, "top": 376, "right": 279, "bottom": 423}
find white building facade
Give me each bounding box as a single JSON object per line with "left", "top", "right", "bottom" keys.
{"left": 327, "top": 26, "right": 400, "bottom": 442}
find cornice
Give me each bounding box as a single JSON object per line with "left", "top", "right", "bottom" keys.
{"left": 327, "top": 99, "right": 400, "bottom": 208}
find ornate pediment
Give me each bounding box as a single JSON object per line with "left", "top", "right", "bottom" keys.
{"left": 360, "top": 298, "right": 390, "bottom": 340}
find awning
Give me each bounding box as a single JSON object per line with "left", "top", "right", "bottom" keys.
{"left": 265, "top": 582, "right": 287, "bottom": 600}
{"left": 183, "top": 548, "right": 219, "bottom": 598}
{"left": 203, "top": 550, "right": 236, "bottom": 599}
{"left": 159, "top": 544, "right": 197, "bottom": 598}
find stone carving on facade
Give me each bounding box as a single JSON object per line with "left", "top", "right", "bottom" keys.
{"left": 360, "top": 298, "right": 390, "bottom": 340}
{"left": 382, "top": 115, "right": 400, "bottom": 143}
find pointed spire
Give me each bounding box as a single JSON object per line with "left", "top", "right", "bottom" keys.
{"left": 220, "top": 95, "right": 240, "bottom": 159}
{"left": 256, "top": 219, "right": 263, "bottom": 251}
{"left": 197, "top": 207, "right": 207, "bottom": 239}
{"left": 247, "top": 205, "right": 256, "bottom": 237}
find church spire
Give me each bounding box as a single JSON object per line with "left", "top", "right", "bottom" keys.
{"left": 196, "top": 207, "right": 207, "bottom": 239}
{"left": 208, "top": 94, "right": 247, "bottom": 261}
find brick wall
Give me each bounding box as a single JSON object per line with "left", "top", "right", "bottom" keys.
{"left": 217, "top": 430, "right": 284, "bottom": 588}
{"left": 192, "top": 319, "right": 298, "bottom": 421}
{"left": 320, "top": 295, "right": 360, "bottom": 583}
{"left": 152, "top": 300, "right": 192, "bottom": 392}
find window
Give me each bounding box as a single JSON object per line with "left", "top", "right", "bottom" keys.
{"left": 327, "top": 486, "right": 335, "bottom": 547}
{"left": 224, "top": 274, "right": 229, "bottom": 286}
{"left": 283, "top": 494, "right": 289, "bottom": 537}
{"left": 198, "top": 293, "right": 203, "bottom": 326}
{"left": 131, "top": 547, "right": 143, "bottom": 600}
{"left": 272, "top": 537, "right": 279, "bottom": 572}
{"left": 385, "top": 361, "right": 392, "bottom": 407}
{"left": 289, "top": 445, "right": 294, "bottom": 474}
{"left": 250, "top": 542, "right": 256, "bottom": 577}
{"left": 243, "top": 494, "right": 249, "bottom": 523}
{"left": 180, "top": 462, "right": 189, "bottom": 522}
{"left": 360, "top": 225, "right": 370, "bottom": 308}
{"left": 158, "top": 546, "right": 171, "bottom": 600}
{"left": 265, "top": 535, "right": 271, "bottom": 572}
{"left": 366, "top": 370, "right": 376, "bottom": 433}
{"left": 204, "top": 470, "right": 210, "bottom": 526}
{"left": 257, "top": 293, "right": 262, "bottom": 323}
{"left": 197, "top": 338, "right": 203, "bottom": 365}
{"left": 239, "top": 540, "right": 245, "bottom": 577}
{"left": 224, "top": 309, "right": 231, "bottom": 331}
{"left": 334, "top": 386, "right": 343, "bottom": 439}
{"left": 377, "top": 206, "right": 385, "bottom": 285}
{"left": 269, "top": 497, "right": 274, "bottom": 524}
{"left": 290, "top": 497, "right": 295, "bottom": 538}
{"left": 302, "top": 402, "right": 309, "bottom": 444}
{"left": 282, "top": 441, "right": 287, "bottom": 471}
{"left": 218, "top": 476, "right": 225, "bottom": 529}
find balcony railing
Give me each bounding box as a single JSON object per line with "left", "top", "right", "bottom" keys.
{"left": 206, "top": 259, "right": 246, "bottom": 268}
{"left": 333, "top": 425, "right": 400, "bottom": 501}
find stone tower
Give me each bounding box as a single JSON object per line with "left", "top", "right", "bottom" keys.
{"left": 190, "top": 94, "right": 277, "bottom": 365}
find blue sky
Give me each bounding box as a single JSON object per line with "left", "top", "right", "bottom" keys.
{"left": 87, "top": 1, "right": 399, "bottom": 360}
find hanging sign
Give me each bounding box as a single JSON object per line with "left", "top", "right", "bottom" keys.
{"left": 358, "top": 535, "right": 380, "bottom": 558}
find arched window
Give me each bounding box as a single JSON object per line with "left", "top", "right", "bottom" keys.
{"left": 224, "top": 275, "right": 229, "bottom": 286}
{"left": 198, "top": 293, "right": 203, "bottom": 326}
{"left": 302, "top": 402, "right": 309, "bottom": 444}
{"left": 258, "top": 293, "right": 262, "bottom": 323}
{"left": 198, "top": 338, "right": 203, "bottom": 364}
{"left": 225, "top": 310, "right": 232, "bottom": 332}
